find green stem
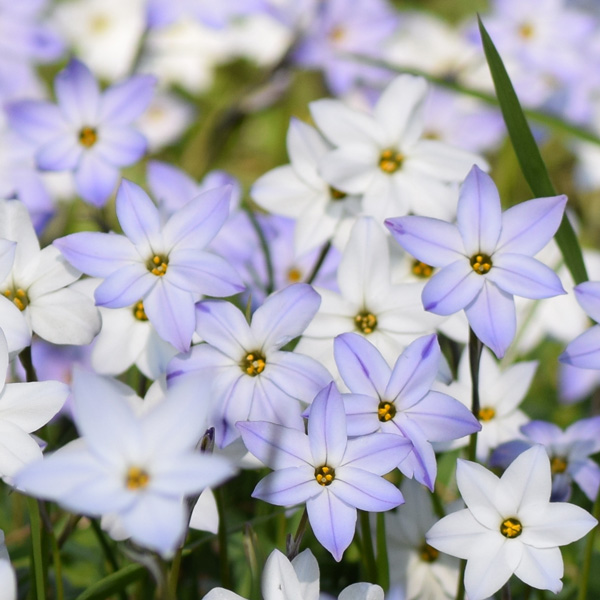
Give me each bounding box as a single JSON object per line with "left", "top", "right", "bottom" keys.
{"left": 359, "top": 510, "right": 378, "bottom": 583}
{"left": 501, "top": 581, "right": 512, "bottom": 600}
{"left": 375, "top": 512, "right": 389, "bottom": 591}
{"left": 50, "top": 529, "right": 64, "bottom": 600}
{"left": 90, "top": 519, "right": 120, "bottom": 573}
{"left": 286, "top": 507, "right": 309, "bottom": 560}
{"left": 576, "top": 488, "right": 600, "bottom": 600}
{"left": 27, "top": 497, "right": 46, "bottom": 600}
{"left": 19, "top": 345, "right": 38, "bottom": 382}
{"left": 215, "top": 487, "right": 230, "bottom": 589}
{"left": 305, "top": 241, "right": 332, "bottom": 285}
{"left": 247, "top": 208, "right": 275, "bottom": 296}
{"left": 167, "top": 548, "right": 183, "bottom": 600}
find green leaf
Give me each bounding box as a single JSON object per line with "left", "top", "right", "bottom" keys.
{"left": 73, "top": 564, "right": 145, "bottom": 600}
{"left": 478, "top": 15, "right": 588, "bottom": 285}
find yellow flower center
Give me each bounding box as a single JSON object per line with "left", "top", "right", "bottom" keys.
{"left": 478, "top": 406, "right": 496, "bottom": 422}
{"left": 125, "top": 466, "right": 150, "bottom": 490}
{"left": 412, "top": 260, "right": 434, "bottom": 279}
{"left": 518, "top": 22, "right": 535, "bottom": 39}
{"left": 147, "top": 254, "right": 168, "bottom": 277}
{"left": 470, "top": 253, "right": 493, "bottom": 275}
{"left": 315, "top": 465, "right": 335, "bottom": 486}
{"left": 79, "top": 126, "right": 98, "bottom": 148}
{"left": 419, "top": 542, "right": 440, "bottom": 562}
{"left": 500, "top": 517, "right": 522, "bottom": 539}
{"left": 355, "top": 311, "right": 377, "bottom": 334}
{"left": 377, "top": 401, "right": 396, "bottom": 422}
{"left": 551, "top": 456, "right": 568, "bottom": 475}
{"left": 287, "top": 267, "right": 303, "bottom": 283}
{"left": 379, "top": 148, "right": 404, "bottom": 174}
{"left": 3, "top": 287, "right": 29, "bottom": 311}
{"left": 329, "top": 186, "right": 347, "bottom": 201}
{"left": 241, "top": 351, "right": 266, "bottom": 376}
{"left": 132, "top": 300, "right": 148, "bottom": 321}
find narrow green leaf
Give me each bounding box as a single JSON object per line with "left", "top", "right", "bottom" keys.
{"left": 478, "top": 15, "right": 588, "bottom": 285}
{"left": 74, "top": 564, "right": 145, "bottom": 600}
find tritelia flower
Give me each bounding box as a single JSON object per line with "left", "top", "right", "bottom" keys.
{"left": 251, "top": 118, "right": 362, "bottom": 255}
{"left": 334, "top": 333, "right": 479, "bottom": 490}
{"left": 204, "top": 547, "right": 384, "bottom": 600}
{"left": 386, "top": 165, "right": 567, "bottom": 358}
{"left": 426, "top": 445, "right": 597, "bottom": 600}
{"left": 0, "top": 529, "right": 16, "bottom": 600}
{"left": 14, "top": 369, "right": 237, "bottom": 556}
{"left": 6, "top": 59, "right": 155, "bottom": 206}
{"left": 54, "top": 179, "right": 244, "bottom": 353}
{"left": 167, "top": 283, "right": 331, "bottom": 447}
{"left": 0, "top": 199, "right": 100, "bottom": 349}
{"left": 491, "top": 417, "right": 600, "bottom": 502}
{"left": 238, "top": 382, "right": 408, "bottom": 561}
{"left": 311, "top": 75, "right": 487, "bottom": 223}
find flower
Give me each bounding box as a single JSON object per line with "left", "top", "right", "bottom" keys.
{"left": 167, "top": 283, "right": 332, "bottom": 447}
{"left": 14, "top": 369, "right": 237, "bottom": 556}
{"left": 334, "top": 332, "right": 480, "bottom": 490}
{"left": 54, "top": 179, "right": 244, "bottom": 352}
{"left": 0, "top": 529, "right": 16, "bottom": 600}
{"left": 386, "top": 164, "right": 567, "bottom": 358}
{"left": 6, "top": 59, "right": 155, "bottom": 206}
{"left": 426, "top": 445, "right": 597, "bottom": 600}
{"left": 204, "top": 547, "right": 384, "bottom": 600}
{"left": 311, "top": 75, "right": 487, "bottom": 223}
{"left": 238, "top": 382, "right": 408, "bottom": 561}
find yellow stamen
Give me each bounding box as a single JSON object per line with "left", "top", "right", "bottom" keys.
{"left": 419, "top": 542, "right": 440, "bottom": 562}
{"left": 478, "top": 406, "right": 496, "bottom": 422}
{"left": 500, "top": 517, "right": 522, "bottom": 538}
{"left": 470, "top": 253, "right": 492, "bottom": 275}
{"left": 412, "top": 260, "right": 434, "bottom": 279}
{"left": 377, "top": 401, "right": 396, "bottom": 422}
{"left": 379, "top": 148, "right": 404, "bottom": 174}
{"left": 241, "top": 351, "right": 266, "bottom": 376}
{"left": 132, "top": 300, "right": 148, "bottom": 321}
{"left": 315, "top": 465, "right": 336, "bottom": 486}
{"left": 551, "top": 456, "right": 568, "bottom": 475}
{"left": 79, "top": 126, "right": 98, "bottom": 148}
{"left": 329, "top": 186, "right": 347, "bottom": 201}
{"left": 147, "top": 254, "right": 168, "bottom": 276}
{"left": 2, "top": 287, "right": 29, "bottom": 311}
{"left": 125, "top": 466, "right": 150, "bottom": 490}
{"left": 355, "top": 311, "right": 377, "bottom": 334}
{"left": 287, "top": 267, "right": 303, "bottom": 283}
{"left": 518, "top": 22, "right": 534, "bottom": 39}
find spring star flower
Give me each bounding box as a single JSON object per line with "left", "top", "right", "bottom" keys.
{"left": 386, "top": 165, "right": 567, "bottom": 358}
{"left": 426, "top": 445, "right": 597, "bottom": 600}
{"left": 334, "top": 333, "right": 480, "bottom": 490}
{"left": 238, "top": 382, "right": 408, "bottom": 561}
{"left": 6, "top": 59, "right": 155, "bottom": 206}
{"left": 15, "top": 370, "right": 237, "bottom": 555}
{"left": 54, "top": 179, "right": 244, "bottom": 353}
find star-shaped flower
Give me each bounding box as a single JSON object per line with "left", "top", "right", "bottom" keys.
{"left": 238, "top": 382, "right": 409, "bottom": 561}
{"left": 426, "top": 445, "right": 597, "bottom": 600}
{"left": 386, "top": 165, "right": 567, "bottom": 358}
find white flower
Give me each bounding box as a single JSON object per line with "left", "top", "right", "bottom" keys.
{"left": 14, "top": 369, "right": 236, "bottom": 556}
{"left": 310, "top": 74, "right": 487, "bottom": 223}
{"left": 0, "top": 530, "right": 16, "bottom": 600}
{"left": 0, "top": 330, "right": 67, "bottom": 481}
{"left": 426, "top": 446, "right": 598, "bottom": 600}
{"left": 0, "top": 199, "right": 101, "bottom": 347}
{"left": 203, "top": 548, "right": 383, "bottom": 600}
{"left": 435, "top": 348, "right": 534, "bottom": 461}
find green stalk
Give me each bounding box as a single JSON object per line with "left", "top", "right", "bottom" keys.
{"left": 577, "top": 489, "right": 600, "bottom": 600}
{"left": 375, "top": 512, "right": 389, "bottom": 591}
{"left": 167, "top": 548, "right": 183, "bottom": 600}
{"left": 215, "top": 487, "right": 231, "bottom": 589}
{"left": 50, "top": 529, "right": 64, "bottom": 600}
{"left": 359, "top": 511, "right": 378, "bottom": 583}
{"left": 27, "top": 497, "right": 46, "bottom": 600}
{"left": 246, "top": 208, "right": 275, "bottom": 296}
{"left": 305, "top": 241, "right": 332, "bottom": 285}
{"left": 286, "top": 507, "right": 309, "bottom": 560}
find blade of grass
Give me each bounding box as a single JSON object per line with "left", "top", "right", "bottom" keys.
{"left": 477, "top": 15, "right": 588, "bottom": 285}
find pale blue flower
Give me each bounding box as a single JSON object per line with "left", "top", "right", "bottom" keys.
{"left": 386, "top": 165, "right": 567, "bottom": 358}
{"left": 238, "top": 382, "right": 408, "bottom": 561}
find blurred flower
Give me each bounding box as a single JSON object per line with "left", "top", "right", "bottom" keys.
{"left": 238, "top": 382, "right": 408, "bottom": 561}
{"left": 491, "top": 417, "right": 600, "bottom": 502}
{"left": 426, "top": 445, "right": 598, "bottom": 600}
{"left": 386, "top": 165, "right": 567, "bottom": 358}
{"left": 334, "top": 333, "right": 479, "bottom": 489}
{"left": 0, "top": 529, "right": 16, "bottom": 600}
{"left": 6, "top": 59, "right": 155, "bottom": 206}
{"left": 15, "top": 369, "right": 236, "bottom": 556}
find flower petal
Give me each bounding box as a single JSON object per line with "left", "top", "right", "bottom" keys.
{"left": 262, "top": 549, "right": 304, "bottom": 600}
{"left": 464, "top": 282, "right": 515, "bottom": 359}
{"left": 574, "top": 281, "right": 600, "bottom": 322}
{"left": 99, "top": 75, "right": 157, "bottom": 125}
{"left": 74, "top": 152, "right": 119, "bottom": 207}
{"left": 333, "top": 467, "right": 404, "bottom": 511}
{"left": 343, "top": 433, "right": 411, "bottom": 475}
{"left": 95, "top": 128, "right": 147, "bottom": 167}
{"left": 6, "top": 100, "right": 66, "bottom": 144}
{"left": 513, "top": 546, "right": 563, "bottom": 594}
{"left": 308, "top": 383, "right": 347, "bottom": 467}
{"left": 252, "top": 467, "right": 318, "bottom": 506}
{"left": 456, "top": 165, "right": 502, "bottom": 255}
{"left": 116, "top": 180, "right": 161, "bottom": 249}
{"left": 36, "top": 135, "right": 82, "bottom": 171}
{"left": 55, "top": 59, "right": 101, "bottom": 127}
{"left": 95, "top": 264, "right": 156, "bottom": 308}
{"left": 559, "top": 326, "right": 600, "bottom": 369}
